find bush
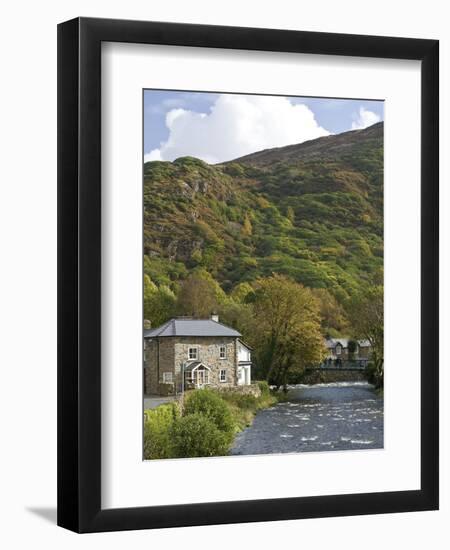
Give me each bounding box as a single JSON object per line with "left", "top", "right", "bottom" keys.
{"left": 214, "top": 386, "right": 279, "bottom": 430}
{"left": 184, "top": 389, "right": 235, "bottom": 440}
{"left": 143, "top": 402, "right": 180, "bottom": 460}
{"left": 219, "top": 391, "right": 257, "bottom": 410}
{"left": 170, "top": 413, "right": 230, "bottom": 458}
{"left": 257, "top": 380, "right": 270, "bottom": 396}
{"left": 365, "top": 361, "right": 383, "bottom": 389}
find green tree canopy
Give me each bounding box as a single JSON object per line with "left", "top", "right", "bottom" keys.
{"left": 144, "top": 282, "right": 177, "bottom": 328}
{"left": 177, "top": 274, "right": 219, "bottom": 318}
{"left": 230, "top": 282, "right": 254, "bottom": 304}
{"left": 250, "top": 274, "right": 325, "bottom": 389}
{"left": 347, "top": 285, "right": 384, "bottom": 386}
{"left": 311, "top": 287, "right": 350, "bottom": 336}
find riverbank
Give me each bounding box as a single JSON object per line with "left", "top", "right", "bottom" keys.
{"left": 231, "top": 381, "right": 384, "bottom": 455}
{"left": 217, "top": 384, "right": 286, "bottom": 431}
{"left": 143, "top": 383, "right": 284, "bottom": 459}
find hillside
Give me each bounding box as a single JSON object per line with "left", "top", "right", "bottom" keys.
{"left": 143, "top": 122, "right": 383, "bottom": 303}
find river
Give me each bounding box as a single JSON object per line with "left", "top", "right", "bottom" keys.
{"left": 231, "top": 382, "right": 383, "bottom": 455}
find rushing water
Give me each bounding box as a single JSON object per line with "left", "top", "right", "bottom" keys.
{"left": 231, "top": 382, "right": 383, "bottom": 455}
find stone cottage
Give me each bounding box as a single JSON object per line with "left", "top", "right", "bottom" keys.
{"left": 144, "top": 316, "right": 252, "bottom": 396}
{"left": 325, "top": 337, "right": 372, "bottom": 362}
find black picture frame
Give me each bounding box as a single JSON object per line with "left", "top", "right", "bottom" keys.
{"left": 57, "top": 17, "right": 439, "bottom": 533}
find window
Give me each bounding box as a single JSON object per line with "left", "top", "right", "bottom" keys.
{"left": 188, "top": 347, "right": 198, "bottom": 360}
{"left": 220, "top": 369, "right": 227, "bottom": 382}
{"left": 162, "top": 372, "right": 173, "bottom": 383}
{"left": 335, "top": 345, "right": 341, "bottom": 356}
{"left": 219, "top": 345, "right": 226, "bottom": 359}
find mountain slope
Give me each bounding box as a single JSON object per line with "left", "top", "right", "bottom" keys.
{"left": 229, "top": 122, "right": 383, "bottom": 165}
{"left": 143, "top": 122, "right": 383, "bottom": 302}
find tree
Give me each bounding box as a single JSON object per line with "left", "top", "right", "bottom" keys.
{"left": 219, "top": 301, "right": 254, "bottom": 343}
{"left": 347, "top": 339, "right": 357, "bottom": 360}
{"left": 144, "top": 274, "right": 157, "bottom": 299}
{"left": 177, "top": 274, "right": 219, "bottom": 318}
{"left": 230, "top": 282, "right": 254, "bottom": 304}
{"left": 144, "top": 279, "right": 177, "bottom": 327}
{"left": 250, "top": 275, "right": 325, "bottom": 391}
{"left": 311, "top": 288, "right": 349, "bottom": 335}
{"left": 347, "top": 286, "right": 384, "bottom": 387}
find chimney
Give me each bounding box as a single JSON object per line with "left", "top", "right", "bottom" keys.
{"left": 210, "top": 313, "right": 219, "bottom": 323}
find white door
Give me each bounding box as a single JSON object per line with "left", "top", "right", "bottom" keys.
{"left": 237, "top": 367, "right": 244, "bottom": 385}
{"left": 244, "top": 367, "right": 250, "bottom": 385}
{"left": 195, "top": 368, "right": 209, "bottom": 387}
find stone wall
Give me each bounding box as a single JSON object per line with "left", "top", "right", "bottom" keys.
{"left": 174, "top": 336, "right": 237, "bottom": 388}
{"left": 144, "top": 336, "right": 241, "bottom": 395}
{"left": 301, "top": 369, "right": 368, "bottom": 384}
{"left": 158, "top": 338, "right": 175, "bottom": 384}
{"left": 144, "top": 339, "right": 158, "bottom": 395}
{"left": 216, "top": 383, "right": 262, "bottom": 398}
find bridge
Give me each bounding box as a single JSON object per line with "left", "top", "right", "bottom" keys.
{"left": 302, "top": 362, "right": 368, "bottom": 383}
{"left": 317, "top": 358, "right": 368, "bottom": 370}
{"left": 314, "top": 365, "right": 366, "bottom": 372}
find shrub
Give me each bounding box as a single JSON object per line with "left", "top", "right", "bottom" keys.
{"left": 219, "top": 391, "right": 257, "bottom": 410}
{"left": 214, "top": 387, "right": 279, "bottom": 430}
{"left": 257, "top": 380, "right": 270, "bottom": 396}
{"left": 143, "top": 402, "right": 180, "bottom": 460}
{"left": 365, "top": 361, "right": 383, "bottom": 389}
{"left": 170, "top": 413, "right": 230, "bottom": 458}
{"left": 184, "top": 389, "right": 235, "bottom": 440}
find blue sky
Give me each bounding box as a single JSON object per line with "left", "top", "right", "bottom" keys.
{"left": 144, "top": 90, "right": 384, "bottom": 164}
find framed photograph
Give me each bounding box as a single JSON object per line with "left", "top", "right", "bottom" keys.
{"left": 57, "top": 17, "right": 439, "bottom": 533}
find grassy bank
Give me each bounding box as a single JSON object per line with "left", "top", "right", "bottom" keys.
{"left": 216, "top": 384, "right": 282, "bottom": 431}
{"left": 144, "top": 382, "right": 284, "bottom": 459}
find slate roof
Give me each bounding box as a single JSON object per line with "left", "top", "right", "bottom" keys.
{"left": 358, "top": 340, "right": 371, "bottom": 348}
{"left": 144, "top": 318, "right": 241, "bottom": 338}
{"left": 325, "top": 338, "right": 349, "bottom": 349}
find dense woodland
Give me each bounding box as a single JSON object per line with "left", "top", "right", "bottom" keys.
{"left": 143, "top": 122, "right": 384, "bottom": 386}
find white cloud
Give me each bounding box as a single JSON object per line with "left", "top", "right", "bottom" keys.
{"left": 351, "top": 107, "right": 381, "bottom": 130}
{"left": 145, "top": 95, "right": 330, "bottom": 164}
{"left": 144, "top": 149, "right": 162, "bottom": 163}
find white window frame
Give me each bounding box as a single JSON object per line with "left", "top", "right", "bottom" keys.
{"left": 335, "top": 345, "right": 342, "bottom": 356}
{"left": 188, "top": 347, "right": 198, "bottom": 360}
{"left": 219, "top": 369, "right": 227, "bottom": 382}
{"left": 162, "top": 372, "right": 173, "bottom": 384}
{"left": 219, "top": 345, "right": 226, "bottom": 359}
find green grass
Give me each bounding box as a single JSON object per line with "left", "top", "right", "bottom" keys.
{"left": 211, "top": 385, "right": 283, "bottom": 431}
